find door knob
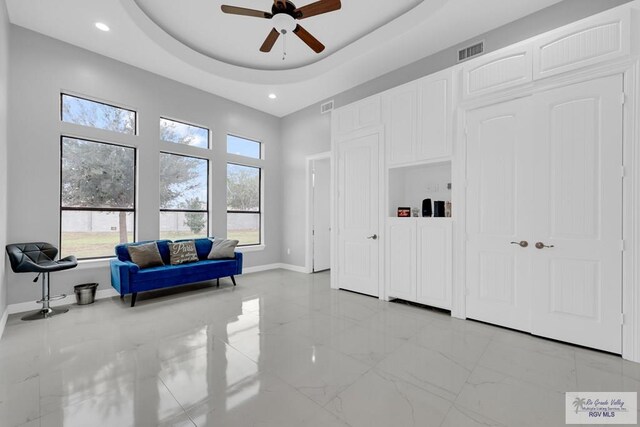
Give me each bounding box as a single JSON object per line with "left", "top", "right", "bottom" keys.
{"left": 367, "top": 234, "right": 378, "bottom": 240}
{"left": 510, "top": 240, "right": 528, "bottom": 248}
{"left": 535, "top": 242, "right": 554, "bottom": 249}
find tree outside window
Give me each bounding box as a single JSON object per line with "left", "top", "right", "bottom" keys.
{"left": 60, "top": 137, "right": 135, "bottom": 259}
{"left": 227, "top": 163, "right": 261, "bottom": 246}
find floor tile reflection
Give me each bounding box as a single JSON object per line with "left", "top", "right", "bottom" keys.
{"left": 0, "top": 269, "right": 637, "bottom": 426}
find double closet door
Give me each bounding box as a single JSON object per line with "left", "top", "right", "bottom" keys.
{"left": 465, "top": 75, "right": 623, "bottom": 354}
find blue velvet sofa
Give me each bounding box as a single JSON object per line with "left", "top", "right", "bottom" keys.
{"left": 110, "top": 238, "right": 243, "bottom": 307}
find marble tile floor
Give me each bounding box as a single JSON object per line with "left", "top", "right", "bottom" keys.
{"left": 0, "top": 269, "right": 639, "bottom": 426}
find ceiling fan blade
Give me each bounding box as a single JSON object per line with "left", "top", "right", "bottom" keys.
{"left": 220, "top": 5, "right": 272, "bottom": 19}
{"left": 260, "top": 28, "right": 281, "bottom": 52}
{"left": 293, "top": 24, "right": 325, "bottom": 53}
{"left": 294, "top": 0, "right": 341, "bottom": 19}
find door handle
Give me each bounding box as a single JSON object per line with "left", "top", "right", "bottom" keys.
{"left": 510, "top": 240, "right": 528, "bottom": 248}
{"left": 367, "top": 234, "right": 378, "bottom": 240}
{"left": 535, "top": 242, "right": 554, "bottom": 249}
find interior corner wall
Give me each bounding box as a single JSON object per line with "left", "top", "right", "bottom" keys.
{"left": 6, "top": 27, "right": 283, "bottom": 306}
{"left": 0, "top": 1, "right": 10, "bottom": 320}
{"left": 278, "top": 0, "right": 631, "bottom": 270}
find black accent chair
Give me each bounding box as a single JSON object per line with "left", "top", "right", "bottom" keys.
{"left": 6, "top": 242, "right": 78, "bottom": 321}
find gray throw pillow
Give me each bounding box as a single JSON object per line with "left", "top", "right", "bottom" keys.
{"left": 128, "top": 242, "right": 164, "bottom": 269}
{"left": 207, "top": 239, "right": 239, "bottom": 259}
{"left": 169, "top": 241, "right": 199, "bottom": 265}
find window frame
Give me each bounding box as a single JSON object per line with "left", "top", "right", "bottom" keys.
{"left": 226, "top": 133, "right": 262, "bottom": 160}
{"left": 226, "top": 161, "right": 262, "bottom": 247}
{"left": 159, "top": 116, "right": 211, "bottom": 150}
{"left": 159, "top": 151, "right": 211, "bottom": 240}
{"left": 60, "top": 93, "right": 138, "bottom": 135}
{"left": 59, "top": 136, "right": 137, "bottom": 260}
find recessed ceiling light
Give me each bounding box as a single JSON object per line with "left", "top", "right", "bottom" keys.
{"left": 268, "top": 93, "right": 277, "bottom": 100}
{"left": 95, "top": 22, "right": 110, "bottom": 32}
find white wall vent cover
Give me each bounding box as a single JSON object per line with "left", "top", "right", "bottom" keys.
{"left": 458, "top": 41, "right": 484, "bottom": 62}
{"left": 321, "top": 100, "right": 335, "bottom": 114}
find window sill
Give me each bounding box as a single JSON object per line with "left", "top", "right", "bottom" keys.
{"left": 76, "top": 258, "right": 112, "bottom": 269}
{"left": 237, "top": 245, "right": 265, "bottom": 253}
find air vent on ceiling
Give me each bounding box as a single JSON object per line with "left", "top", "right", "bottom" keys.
{"left": 320, "top": 100, "right": 334, "bottom": 114}
{"left": 458, "top": 41, "right": 484, "bottom": 62}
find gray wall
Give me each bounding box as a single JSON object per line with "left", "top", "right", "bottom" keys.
{"left": 7, "top": 27, "right": 282, "bottom": 305}
{"left": 280, "top": 106, "right": 331, "bottom": 267}
{"left": 279, "top": 0, "right": 631, "bottom": 269}
{"left": 0, "top": 1, "right": 9, "bottom": 318}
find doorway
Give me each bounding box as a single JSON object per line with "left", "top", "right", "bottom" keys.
{"left": 307, "top": 153, "right": 331, "bottom": 273}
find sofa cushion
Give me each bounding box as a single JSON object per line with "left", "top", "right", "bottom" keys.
{"left": 127, "top": 242, "right": 164, "bottom": 269}
{"left": 168, "top": 241, "right": 199, "bottom": 265}
{"left": 176, "top": 238, "right": 214, "bottom": 261}
{"left": 133, "top": 259, "right": 238, "bottom": 282}
{"left": 116, "top": 240, "right": 172, "bottom": 264}
{"left": 208, "top": 239, "right": 239, "bottom": 259}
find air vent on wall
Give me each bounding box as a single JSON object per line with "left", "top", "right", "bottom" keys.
{"left": 320, "top": 100, "right": 334, "bottom": 114}
{"left": 458, "top": 41, "right": 484, "bottom": 62}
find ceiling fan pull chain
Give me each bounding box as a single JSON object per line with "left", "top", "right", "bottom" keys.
{"left": 282, "top": 33, "right": 287, "bottom": 61}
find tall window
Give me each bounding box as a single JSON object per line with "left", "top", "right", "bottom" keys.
{"left": 60, "top": 137, "right": 136, "bottom": 259}
{"left": 159, "top": 153, "right": 209, "bottom": 240}
{"left": 61, "top": 94, "right": 136, "bottom": 135}
{"left": 227, "top": 162, "right": 261, "bottom": 246}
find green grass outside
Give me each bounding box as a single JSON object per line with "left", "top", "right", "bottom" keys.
{"left": 62, "top": 230, "right": 260, "bottom": 259}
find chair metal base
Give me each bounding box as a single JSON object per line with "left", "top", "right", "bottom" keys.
{"left": 21, "top": 272, "right": 70, "bottom": 321}
{"left": 21, "top": 307, "right": 69, "bottom": 321}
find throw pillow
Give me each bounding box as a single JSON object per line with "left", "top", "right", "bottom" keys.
{"left": 207, "top": 239, "right": 239, "bottom": 259}
{"left": 169, "top": 241, "right": 199, "bottom": 265}
{"left": 128, "top": 242, "right": 164, "bottom": 269}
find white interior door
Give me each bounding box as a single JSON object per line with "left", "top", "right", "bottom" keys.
{"left": 465, "top": 97, "right": 534, "bottom": 332}
{"left": 312, "top": 158, "right": 331, "bottom": 272}
{"left": 530, "top": 75, "right": 623, "bottom": 353}
{"left": 337, "top": 129, "right": 380, "bottom": 297}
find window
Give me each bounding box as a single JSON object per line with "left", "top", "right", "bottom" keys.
{"left": 60, "top": 137, "right": 136, "bottom": 259}
{"left": 159, "top": 153, "right": 209, "bottom": 240}
{"left": 227, "top": 163, "right": 261, "bottom": 246}
{"left": 160, "top": 118, "right": 209, "bottom": 149}
{"left": 227, "top": 134, "right": 261, "bottom": 159}
{"left": 61, "top": 94, "right": 136, "bottom": 135}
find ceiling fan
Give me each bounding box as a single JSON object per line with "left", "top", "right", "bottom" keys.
{"left": 221, "top": 0, "right": 341, "bottom": 54}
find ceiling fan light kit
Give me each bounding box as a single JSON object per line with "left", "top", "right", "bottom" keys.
{"left": 272, "top": 13, "right": 296, "bottom": 34}
{"left": 221, "top": 0, "right": 341, "bottom": 56}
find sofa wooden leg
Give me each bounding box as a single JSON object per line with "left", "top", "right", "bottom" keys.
{"left": 231, "top": 275, "right": 237, "bottom": 286}
{"left": 217, "top": 278, "right": 220, "bottom": 287}
{"left": 120, "top": 294, "right": 124, "bottom": 299}
{"left": 131, "top": 292, "right": 138, "bottom": 307}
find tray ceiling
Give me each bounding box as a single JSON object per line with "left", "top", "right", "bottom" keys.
{"left": 6, "top": 0, "right": 565, "bottom": 116}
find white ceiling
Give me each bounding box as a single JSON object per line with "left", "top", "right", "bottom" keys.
{"left": 5, "top": 0, "right": 564, "bottom": 117}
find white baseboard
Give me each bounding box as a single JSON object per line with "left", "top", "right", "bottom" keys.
{"left": 243, "top": 263, "right": 310, "bottom": 274}
{"left": 279, "top": 263, "right": 311, "bottom": 274}
{"left": 243, "top": 263, "right": 283, "bottom": 274}
{"left": 0, "top": 308, "right": 8, "bottom": 340}
{"left": 7, "top": 288, "right": 120, "bottom": 315}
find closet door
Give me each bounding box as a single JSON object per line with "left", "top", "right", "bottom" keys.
{"left": 337, "top": 128, "right": 381, "bottom": 297}
{"left": 383, "top": 83, "right": 418, "bottom": 166}
{"left": 386, "top": 218, "right": 416, "bottom": 301}
{"left": 465, "top": 97, "right": 535, "bottom": 332}
{"left": 531, "top": 75, "right": 623, "bottom": 353}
